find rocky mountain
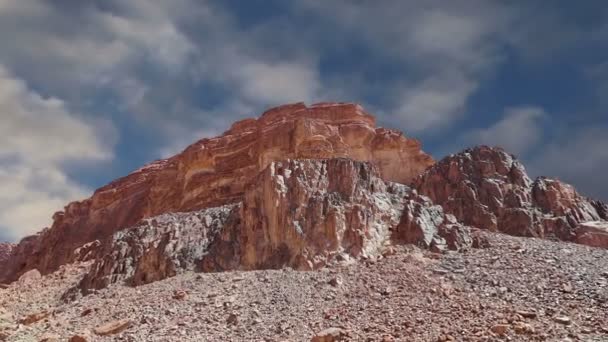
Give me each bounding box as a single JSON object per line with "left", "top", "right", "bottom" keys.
{"left": 1, "top": 102, "right": 608, "bottom": 341}
{"left": 3, "top": 104, "right": 608, "bottom": 289}
{"left": 1, "top": 102, "right": 433, "bottom": 283}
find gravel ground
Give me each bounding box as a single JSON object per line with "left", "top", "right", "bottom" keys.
{"left": 1, "top": 232, "right": 607, "bottom": 342}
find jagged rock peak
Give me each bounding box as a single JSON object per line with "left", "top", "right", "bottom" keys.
{"left": 415, "top": 146, "right": 608, "bottom": 247}
{"left": 1, "top": 102, "right": 434, "bottom": 283}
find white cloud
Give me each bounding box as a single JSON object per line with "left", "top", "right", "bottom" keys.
{"left": 234, "top": 61, "right": 321, "bottom": 105}
{"left": 528, "top": 126, "right": 608, "bottom": 201}
{"left": 294, "top": 0, "right": 514, "bottom": 134}
{"left": 0, "top": 66, "right": 114, "bottom": 241}
{"left": 395, "top": 71, "right": 478, "bottom": 132}
{"left": 465, "top": 106, "right": 546, "bottom": 156}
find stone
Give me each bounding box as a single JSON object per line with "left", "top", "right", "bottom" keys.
{"left": 173, "top": 290, "right": 187, "bottom": 300}
{"left": 38, "top": 333, "right": 61, "bottom": 342}
{"left": 513, "top": 322, "right": 535, "bottom": 334}
{"left": 93, "top": 319, "right": 132, "bottom": 336}
{"left": 68, "top": 335, "right": 89, "bottom": 342}
{"left": 328, "top": 277, "right": 343, "bottom": 287}
{"left": 515, "top": 310, "right": 537, "bottom": 319}
{"left": 19, "top": 311, "right": 50, "bottom": 325}
{"left": 553, "top": 316, "right": 572, "bottom": 325}
{"left": 2, "top": 102, "right": 433, "bottom": 283}
{"left": 311, "top": 327, "right": 348, "bottom": 342}
{"left": 226, "top": 313, "right": 238, "bottom": 325}
{"left": 17, "top": 269, "right": 41, "bottom": 285}
{"left": 415, "top": 146, "right": 608, "bottom": 248}
{"left": 490, "top": 324, "right": 509, "bottom": 336}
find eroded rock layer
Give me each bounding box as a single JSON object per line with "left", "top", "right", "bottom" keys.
{"left": 414, "top": 146, "right": 608, "bottom": 246}
{"left": 1, "top": 103, "right": 434, "bottom": 282}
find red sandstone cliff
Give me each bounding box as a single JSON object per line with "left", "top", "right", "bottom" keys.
{"left": 1, "top": 102, "right": 434, "bottom": 282}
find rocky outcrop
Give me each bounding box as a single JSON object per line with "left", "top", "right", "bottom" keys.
{"left": 75, "top": 205, "right": 239, "bottom": 293}
{"left": 0, "top": 243, "right": 13, "bottom": 267}
{"left": 2, "top": 102, "right": 433, "bottom": 282}
{"left": 574, "top": 221, "right": 608, "bottom": 248}
{"left": 202, "top": 158, "right": 408, "bottom": 272}
{"left": 393, "top": 192, "right": 472, "bottom": 253}
{"left": 414, "top": 146, "right": 608, "bottom": 246}
{"left": 70, "top": 159, "right": 469, "bottom": 295}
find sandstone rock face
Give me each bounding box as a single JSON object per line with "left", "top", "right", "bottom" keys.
{"left": 203, "top": 158, "right": 408, "bottom": 272}
{"left": 414, "top": 146, "right": 608, "bottom": 246}
{"left": 71, "top": 159, "right": 468, "bottom": 294}
{"left": 2, "top": 102, "right": 433, "bottom": 282}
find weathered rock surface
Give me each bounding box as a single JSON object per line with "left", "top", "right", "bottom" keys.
{"left": 71, "top": 159, "right": 468, "bottom": 295}
{"left": 2, "top": 102, "right": 433, "bottom": 282}
{"left": 75, "top": 205, "right": 239, "bottom": 293}
{"left": 203, "top": 158, "right": 408, "bottom": 272}
{"left": 393, "top": 191, "right": 472, "bottom": 253}
{"left": 414, "top": 146, "right": 608, "bottom": 247}
{"left": 0, "top": 243, "right": 13, "bottom": 266}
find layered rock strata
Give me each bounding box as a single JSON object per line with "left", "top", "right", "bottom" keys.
{"left": 1, "top": 102, "right": 433, "bottom": 282}
{"left": 414, "top": 146, "right": 608, "bottom": 245}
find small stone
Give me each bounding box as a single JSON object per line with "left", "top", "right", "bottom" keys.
{"left": 311, "top": 327, "right": 348, "bottom": 342}
{"left": 80, "top": 308, "right": 93, "bottom": 317}
{"left": 68, "top": 335, "right": 89, "bottom": 342}
{"left": 172, "top": 290, "right": 187, "bottom": 300}
{"left": 19, "top": 311, "right": 50, "bottom": 325}
{"left": 554, "top": 316, "right": 572, "bottom": 325}
{"left": 226, "top": 313, "right": 238, "bottom": 325}
{"left": 39, "top": 333, "right": 61, "bottom": 342}
{"left": 328, "top": 277, "right": 342, "bottom": 287}
{"left": 491, "top": 324, "right": 509, "bottom": 336}
{"left": 513, "top": 322, "right": 535, "bottom": 334}
{"left": 562, "top": 283, "right": 573, "bottom": 293}
{"left": 93, "top": 319, "right": 132, "bottom": 336}
{"left": 516, "top": 310, "right": 537, "bottom": 319}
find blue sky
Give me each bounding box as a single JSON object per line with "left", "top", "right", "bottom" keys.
{"left": 1, "top": 0, "right": 607, "bottom": 241}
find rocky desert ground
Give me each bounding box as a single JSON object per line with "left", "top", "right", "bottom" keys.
{"left": 1, "top": 230, "right": 607, "bottom": 342}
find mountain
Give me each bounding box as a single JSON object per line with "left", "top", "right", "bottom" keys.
{"left": 1, "top": 103, "right": 607, "bottom": 341}
{"left": 1, "top": 102, "right": 434, "bottom": 283}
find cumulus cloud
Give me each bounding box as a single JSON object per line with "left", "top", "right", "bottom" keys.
{"left": 0, "top": 66, "right": 114, "bottom": 241}
{"left": 294, "top": 0, "right": 514, "bottom": 134}
{"left": 396, "top": 71, "right": 478, "bottom": 132}
{"left": 528, "top": 126, "right": 608, "bottom": 201}
{"left": 465, "top": 106, "right": 546, "bottom": 156}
